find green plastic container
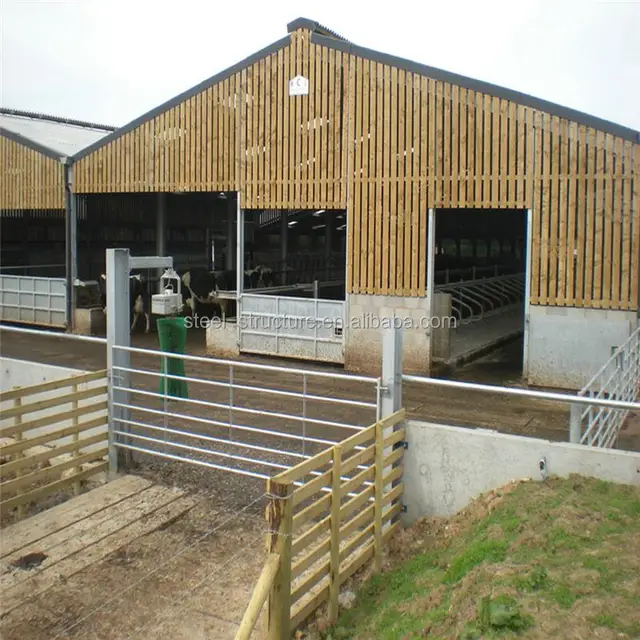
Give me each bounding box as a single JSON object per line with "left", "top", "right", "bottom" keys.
{"left": 157, "top": 316, "right": 188, "bottom": 399}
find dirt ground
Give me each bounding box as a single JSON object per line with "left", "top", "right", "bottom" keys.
{"left": 0, "top": 489, "right": 269, "bottom": 640}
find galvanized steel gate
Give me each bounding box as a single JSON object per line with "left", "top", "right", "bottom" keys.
{"left": 0, "top": 274, "right": 66, "bottom": 328}
{"left": 239, "top": 292, "right": 345, "bottom": 364}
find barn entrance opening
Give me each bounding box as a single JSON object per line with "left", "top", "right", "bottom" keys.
{"left": 238, "top": 208, "right": 347, "bottom": 363}
{"left": 430, "top": 208, "right": 528, "bottom": 382}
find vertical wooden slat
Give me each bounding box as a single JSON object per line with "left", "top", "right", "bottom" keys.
{"left": 295, "top": 33, "right": 304, "bottom": 210}
{"left": 491, "top": 95, "right": 499, "bottom": 205}
{"left": 404, "top": 72, "right": 415, "bottom": 295}
{"left": 548, "top": 116, "right": 560, "bottom": 304}
{"left": 458, "top": 87, "right": 467, "bottom": 206}
{"left": 483, "top": 94, "right": 491, "bottom": 206}
{"left": 411, "top": 73, "right": 420, "bottom": 294}
{"left": 352, "top": 56, "right": 363, "bottom": 294}
{"left": 206, "top": 90, "right": 213, "bottom": 191}
{"left": 389, "top": 66, "right": 398, "bottom": 294}
{"left": 451, "top": 84, "right": 459, "bottom": 207}
{"left": 475, "top": 92, "right": 483, "bottom": 206}
{"left": 575, "top": 125, "right": 587, "bottom": 307}
{"left": 328, "top": 47, "right": 336, "bottom": 207}
{"left": 602, "top": 135, "right": 614, "bottom": 309}
{"left": 434, "top": 81, "right": 443, "bottom": 206}
{"left": 467, "top": 90, "right": 476, "bottom": 207}
{"left": 368, "top": 62, "right": 378, "bottom": 294}
{"left": 396, "top": 68, "right": 406, "bottom": 294}
{"left": 288, "top": 41, "right": 297, "bottom": 208}
{"left": 339, "top": 52, "right": 349, "bottom": 208}
{"left": 283, "top": 46, "right": 291, "bottom": 208}
{"left": 190, "top": 97, "right": 197, "bottom": 191}
{"left": 443, "top": 82, "right": 451, "bottom": 207}
{"left": 253, "top": 61, "right": 260, "bottom": 207}
{"left": 360, "top": 58, "right": 370, "bottom": 293}
{"left": 345, "top": 52, "right": 356, "bottom": 293}
{"left": 557, "top": 119, "right": 568, "bottom": 306}
{"left": 308, "top": 44, "right": 316, "bottom": 207}
{"left": 275, "top": 50, "right": 283, "bottom": 207}
{"left": 258, "top": 60, "right": 266, "bottom": 205}
{"left": 566, "top": 121, "right": 578, "bottom": 306}
{"left": 538, "top": 113, "right": 550, "bottom": 305}
{"left": 375, "top": 62, "right": 384, "bottom": 294}
{"left": 620, "top": 140, "right": 632, "bottom": 307}
{"left": 593, "top": 131, "right": 606, "bottom": 308}
{"left": 584, "top": 128, "right": 596, "bottom": 308}
{"left": 629, "top": 144, "right": 640, "bottom": 310}
{"left": 508, "top": 102, "right": 517, "bottom": 206}
{"left": 382, "top": 65, "right": 392, "bottom": 295}
{"left": 178, "top": 103, "right": 185, "bottom": 190}
{"left": 611, "top": 137, "right": 624, "bottom": 309}
{"left": 499, "top": 99, "right": 508, "bottom": 205}
{"left": 418, "top": 77, "right": 428, "bottom": 295}
{"left": 517, "top": 105, "right": 526, "bottom": 207}
{"left": 320, "top": 46, "right": 329, "bottom": 207}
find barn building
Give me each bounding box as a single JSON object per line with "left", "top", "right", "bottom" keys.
{"left": 5, "top": 19, "right": 640, "bottom": 390}
{"left": 0, "top": 109, "right": 115, "bottom": 325}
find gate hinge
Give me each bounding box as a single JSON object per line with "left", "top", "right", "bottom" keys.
{"left": 393, "top": 440, "right": 408, "bottom": 450}
{"left": 379, "top": 385, "right": 390, "bottom": 395}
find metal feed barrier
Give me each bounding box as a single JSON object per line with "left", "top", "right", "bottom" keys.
{"left": 570, "top": 325, "right": 640, "bottom": 448}
{"left": 0, "top": 274, "right": 67, "bottom": 328}
{"left": 436, "top": 272, "right": 525, "bottom": 324}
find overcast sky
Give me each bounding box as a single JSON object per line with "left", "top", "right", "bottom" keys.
{"left": 1, "top": 0, "right": 639, "bottom": 132}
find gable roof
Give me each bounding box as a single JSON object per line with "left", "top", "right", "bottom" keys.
{"left": 0, "top": 108, "right": 116, "bottom": 161}
{"left": 71, "top": 17, "right": 639, "bottom": 165}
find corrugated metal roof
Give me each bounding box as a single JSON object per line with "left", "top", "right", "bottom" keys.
{"left": 0, "top": 109, "right": 116, "bottom": 158}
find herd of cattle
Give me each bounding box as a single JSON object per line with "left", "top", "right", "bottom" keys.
{"left": 77, "top": 265, "right": 275, "bottom": 333}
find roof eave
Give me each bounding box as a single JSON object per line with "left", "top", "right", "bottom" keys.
{"left": 0, "top": 126, "right": 64, "bottom": 161}
{"left": 310, "top": 33, "right": 640, "bottom": 143}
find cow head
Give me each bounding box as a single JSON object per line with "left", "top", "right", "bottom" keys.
{"left": 181, "top": 271, "right": 191, "bottom": 289}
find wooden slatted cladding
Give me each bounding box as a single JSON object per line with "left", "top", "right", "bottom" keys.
{"left": 72, "top": 27, "right": 639, "bottom": 310}
{"left": 74, "top": 31, "right": 347, "bottom": 211}
{"left": 0, "top": 136, "right": 64, "bottom": 211}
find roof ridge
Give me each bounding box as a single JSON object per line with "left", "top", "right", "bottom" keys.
{"left": 0, "top": 108, "right": 117, "bottom": 132}
{"left": 287, "top": 17, "right": 349, "bottom": 42}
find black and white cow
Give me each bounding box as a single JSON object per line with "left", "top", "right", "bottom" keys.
{"left": 181, "top": 269, "right": 228, "bottom": 320}
{"left": 99, "top": 273, "right": 151, "bottom": 333}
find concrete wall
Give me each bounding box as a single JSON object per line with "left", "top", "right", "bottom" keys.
{"left": 526, "top": 305, "right": 637, "bottom": 390}
{"left": 206, "top": 321, "right": 240, "bottom": 359}
{"left": 345, "top": 293, "right": 452, "bottom": 374}
{"left": 0, "top": 357, "right": 107, "bottom": 455}
{"left": 403, "top": 419, "right": 640, "bottom": 523}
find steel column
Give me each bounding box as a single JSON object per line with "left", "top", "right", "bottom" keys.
{"left": 156, "top": 193, "right": 167, "bottom": 290}
{"left": 106, "top": 248, "right": 132, "bottom": 475}
{"left": 425, "top": 208, "right": 436, "bottom": 374}
{"left": 64, "top": 162, "right": 77, "bottom": 331}
{"left": 522, "top": 208, "right": 533, "bottom": 380}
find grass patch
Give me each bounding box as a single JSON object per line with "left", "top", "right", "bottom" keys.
{"left": 311, "top": 476, "right": 640, "bottom": 640}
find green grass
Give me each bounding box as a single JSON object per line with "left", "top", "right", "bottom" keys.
{"left": 316, "top": 475, "right": 640, "bottom": 640}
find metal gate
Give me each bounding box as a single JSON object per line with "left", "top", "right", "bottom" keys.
{"left": 239, "top": 293, "right": 345, "bottom": 364}
{"left": 0, "top": 274, "right": 66, "bottom": 328}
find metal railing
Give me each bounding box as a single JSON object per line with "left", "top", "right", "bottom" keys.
{"left": 110, "top": 344, "right": 382, "bottom": 480}
{"left": 0, "top": 322, "right": 107, "bottom": 344}
{"left": 436, "top": 272, "right": 525, "bottom": 324}
{"left": 571, "top": 325, "right": 640, "bottom": 448}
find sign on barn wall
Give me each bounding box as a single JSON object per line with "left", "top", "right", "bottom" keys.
{"left": 289, "top": 75, "right": 309, "bottom": 96}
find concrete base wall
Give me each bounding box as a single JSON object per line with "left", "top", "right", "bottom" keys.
{"left": 526, "top": 305, "right": 637, "bottom": 390}
{"left": 403, "top": 420, "right": 640, "bottom": 523}
{"left": 74, "top": 307, "right": 106, "bottom": 336}
{"left": 345, "top": 293, "right": 451, "bottom": 375}
{"left": 0, "top": 357, "right": 107, "bottom": 457}
{"left": 206, "top": 321, "right": 240, "bottom": 359}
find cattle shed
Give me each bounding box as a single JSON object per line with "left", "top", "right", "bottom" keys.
{"left": 63, "top": 18, "right": 640, "bottom": 388}
{"left": 0, "top": 109, "right": 115, "bottom": 326}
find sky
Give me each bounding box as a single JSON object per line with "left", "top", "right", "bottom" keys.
{"left": 1, "top": 0, "right": 639, "bottom": 132}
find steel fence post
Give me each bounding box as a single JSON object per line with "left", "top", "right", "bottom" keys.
{"left": 569, "top": 402, "right": 581, "bottom": 444}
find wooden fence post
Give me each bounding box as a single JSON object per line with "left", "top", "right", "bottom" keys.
{"left": 72, "top": 383, "right": 81, "bottom": 495}
{"left": 328, "top": 443, "right": 342, "bottom": 623}
{"left": 14, "top": 396, "right": 24, "bottom": 519}
{"left": 265, "top": 478, "right": 293, "bottom": 640}
{"left": 374, "top": 420, "right": 384, "bottom": 572}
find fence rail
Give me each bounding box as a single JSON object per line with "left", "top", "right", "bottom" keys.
{"left": 237, "top": 409, "right": 405, "bottom": 640}
{"left": 572, "top": 325, "right": 640, "bottom": 448}
{"left": 0, "top": 369, "right": 109, "bottom": 518}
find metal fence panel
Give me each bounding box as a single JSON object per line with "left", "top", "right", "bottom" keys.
{"left": 0, "top": 275, "right": 66, "bottom": 328}
{"left": 239, "top": 293, "right": 345, "bottom": 363}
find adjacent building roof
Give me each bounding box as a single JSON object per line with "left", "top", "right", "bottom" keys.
{"left": 0, "top": 108, "right": 116, "bottom": 160}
